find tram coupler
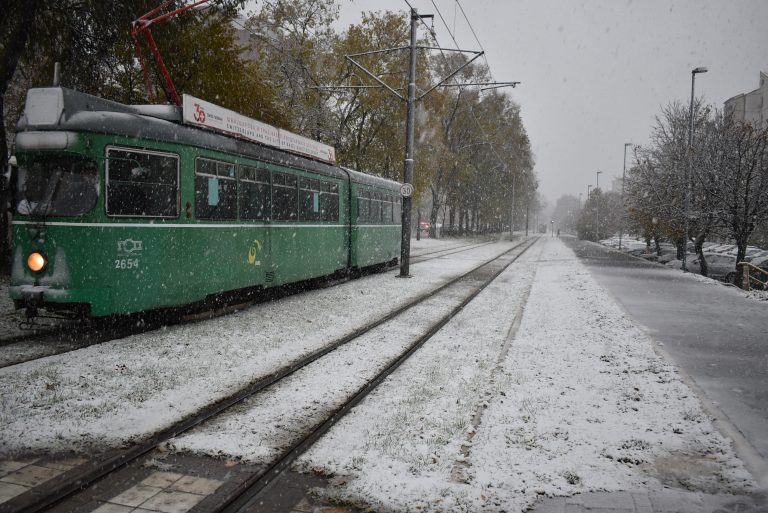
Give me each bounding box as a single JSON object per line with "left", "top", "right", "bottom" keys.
{"left": 19, "top": 289, "right": 43, "bottom": 320}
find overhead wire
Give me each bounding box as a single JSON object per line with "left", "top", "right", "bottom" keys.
{"left": 454, "top": 1, "right": 485, "bottom": 56}
{"left": 430, "top": 0, "right": 459, "bottom": 48}
{"left": 456, "top": 1, "right": 493, "bottom": 72}
{"left": 427, "top": 1, "right": 521, "bottom": 187}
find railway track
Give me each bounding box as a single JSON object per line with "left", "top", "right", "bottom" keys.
{"left": 0, "top": 239, "right": 502, "bottom": 369}
{"left": 0, "top": 236, "right": 538, "bottom": 513}
{"left": 409, "top": 238, "right": 497, "bottom": 259}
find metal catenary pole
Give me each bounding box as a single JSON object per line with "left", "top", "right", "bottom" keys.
{"left": 525, "top": 196, "right": 530, "bottom": 236}
{"left": 317, "top": 9, "right": 515, "bottom": 276}
{"left": 399, "top": 8, "right": 419, "bottom": 277}
{"left": 510, "top": 172, "right": 515, "bottom": 240}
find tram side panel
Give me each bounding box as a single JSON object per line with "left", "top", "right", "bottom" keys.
{"left": 185, "top": 152, "right": 271, "bottom": 301}
{"left": 267, "top": 168, "right": 347, "bottom": 287}
{"left": 97, "top": 140, "right": 206, "bottom": 315}
{"left": 104, "top": 141, "right": 201, "bottom": 315}
{"left": 350, "top": 181, "right": 402, "bottom": 269}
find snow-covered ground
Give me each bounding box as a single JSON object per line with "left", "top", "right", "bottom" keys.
{"left": 0, "top": 237, "right": 755, "bottom": 512}
{"left": 170, "top": 238, "right": 538, "bottom": 463}
{"left": 292, "top": 238, "right": 753, "bottom": 511}
{"left": 0, "top": 240, "right": 515, "bottom": 455}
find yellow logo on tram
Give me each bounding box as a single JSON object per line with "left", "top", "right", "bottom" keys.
{"left": 248, "top": 240, "right": 262, "bottom": 265}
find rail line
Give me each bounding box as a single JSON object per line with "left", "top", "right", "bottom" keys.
{"left": 409, "top": 239, "right": 497, "bottom": 263}
{"left": 1, "top": 236, "right": 537, "bottom": 513}
{"left": 213, "top": 236, "right": 539, "bottom": 513}
{"left": 409, "top": 238, "right": 497, "bottom": 259}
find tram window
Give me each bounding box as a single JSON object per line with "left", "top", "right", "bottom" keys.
{"left": 197, "top": 158, "right": 217, "bottom": 176}
{"left": 370, "top": 192, "right": 381, "bottom": 224}
{"left": 382, "top": 195, "right": 393, "bottom": 224}
{"left": 239, "top": 165, "right": 270, "bottom": 220}
{"left": 106, "top": 148, "right": 178, "bottom": 217}
{"left": 239, "top": 166, "right": 255, "bottom": 182}
{"left": 319, "top": 180, "right": 339, "bottom": 222}
{"left": 195, "top": 158, "right": 236, "bottom": 220}
{"left": 300, "top": 177, "right": 322, "bottom": 221}
{"left": 357, "top": 189, "right": 369, "bottom": 224}
{"left": 272, "top": 171, "right": 297, "bottom": 221}
{"left": 393, "top": 196, "right": 401, "bottom": 223}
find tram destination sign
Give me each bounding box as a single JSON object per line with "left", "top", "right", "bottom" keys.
{"left": 182, "top": 94, "right": 336, "bottom": 164}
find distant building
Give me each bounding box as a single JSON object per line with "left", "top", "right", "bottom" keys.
{"left": 724, "top": 71, "right": 768, "bottom": 128}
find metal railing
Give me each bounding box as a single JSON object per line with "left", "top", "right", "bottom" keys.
{"left": 738, "top": 261, "right": 768, "bottom": 291}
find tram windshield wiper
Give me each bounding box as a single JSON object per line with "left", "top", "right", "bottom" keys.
{"left": 33, "top": 169, "right": 63, "bottom": 219}
{"left": 16, "top": 153, "right": 98, "bottom": 218}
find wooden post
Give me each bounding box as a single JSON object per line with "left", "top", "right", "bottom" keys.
{"left": 742, "top": 264, "right": 750, "bottom": 291}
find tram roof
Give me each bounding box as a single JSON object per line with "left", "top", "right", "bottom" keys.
{"left": 16, "top": 87, "right": 400, "bottom": 190}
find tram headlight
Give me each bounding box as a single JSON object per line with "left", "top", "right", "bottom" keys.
{"left": 27, "top": 252, "right": 47, "bottom": 273}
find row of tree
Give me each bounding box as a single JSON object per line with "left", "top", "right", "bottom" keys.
{"left": 245, "top": 0, "right": 536, "bottom": 236}
{"left": 627, "top": 103, "right": 768, "bottom": 276}
{"left": 2, "top": 0, "right": 536, "bottom": 252}
{"left": 567, "top": 98, "right": 768, "bottom": 279}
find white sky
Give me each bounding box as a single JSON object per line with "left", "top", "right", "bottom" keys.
{"left": 330, "top": 0, "right": 768, "bottom": 206}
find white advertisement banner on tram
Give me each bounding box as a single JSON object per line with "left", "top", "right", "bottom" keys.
{"left": 182, "top": 94, "right": 336, "bottom": 164}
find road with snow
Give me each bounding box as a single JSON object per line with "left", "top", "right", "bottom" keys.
{"left": 565, "top": 237, "right": 768, "bottom": 481}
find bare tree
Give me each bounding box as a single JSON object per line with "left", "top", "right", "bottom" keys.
{"left": 701, "top": 114, "right": 768, "bottom": 271}
{"left": 625, "top": 100, "right": 716, "bottom": 272}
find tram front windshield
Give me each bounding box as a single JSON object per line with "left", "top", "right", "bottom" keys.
{"left": 16, "top": 153, "right": 98, "bottom": 217}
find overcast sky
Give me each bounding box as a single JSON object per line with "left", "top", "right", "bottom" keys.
{"left": 328, "top": 0, "right": 767, "bottom": 207}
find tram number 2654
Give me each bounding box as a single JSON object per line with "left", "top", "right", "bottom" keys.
{"left": 114, "top": 259, "right": 140, "bottom": 270}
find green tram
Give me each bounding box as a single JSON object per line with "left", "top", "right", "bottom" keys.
{"left": 10, "top": 87, "right": 402, "bottom": 318}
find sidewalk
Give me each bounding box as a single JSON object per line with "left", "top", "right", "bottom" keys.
{"left": 531, "top": 488, "right": 766, "bottom": 513}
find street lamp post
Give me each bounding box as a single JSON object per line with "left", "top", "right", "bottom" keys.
{"left": 586, "top": 185, "right": 592, "bottom": 235}
{"left": 618, "top": 143, "right": 632, "bottom": 250}
{"left": 595, "top": 171, "right": 602, "bottom": 241}
{"left": 683, "top": 66, "right": 708, "bottom": 272}
{"left": 510, "top": 172, "right": 516, "bottom": 240}
{"left": 525, "top": 194, "right": 530, "bottom": 236}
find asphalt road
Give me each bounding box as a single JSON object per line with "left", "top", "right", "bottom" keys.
{"left": 563, "top": 237, "right": 768, "bottom": 478}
